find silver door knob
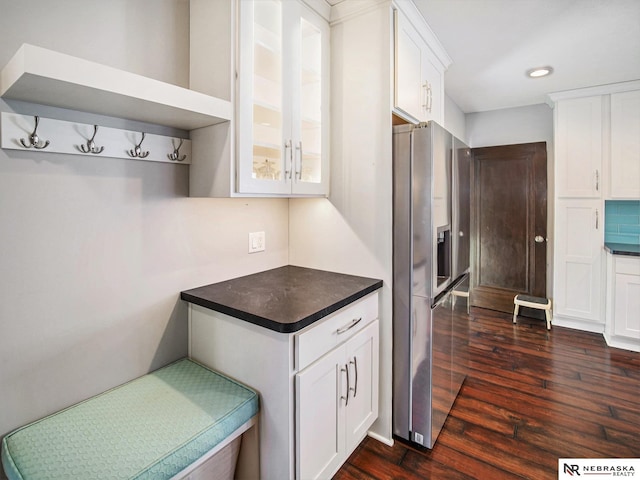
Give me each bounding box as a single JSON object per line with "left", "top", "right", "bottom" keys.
{"left": 534, "top": 235, "right": 546, "bottom": 243}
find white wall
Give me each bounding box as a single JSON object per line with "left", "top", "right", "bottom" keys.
{"left": 0, "top": 0, "right": 289, "bottom": 446}
{"left": 444, "top": 94, "right": 466, "bottom": 142}
{"left": 466, "top": 103, "right": 553, "bottom": 148}
{"left": 465, "top": 103, "right": 555, "bottom": 297}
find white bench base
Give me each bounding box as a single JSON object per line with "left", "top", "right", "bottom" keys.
{"left": 172, "top": 416, "right": 259, "bottom": 480}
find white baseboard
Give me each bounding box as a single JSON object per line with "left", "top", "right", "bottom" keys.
{"left": 552, "top": 316, "right": 605, "bottom": 334}
{"left": 603, "top": 333, "right": 640, "bottom": 353}
{"left": 367, "top": 431, "right": 394, "bottom": 447}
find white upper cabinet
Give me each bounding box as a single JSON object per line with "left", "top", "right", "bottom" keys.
{"left": 610, "top": 90, "right": 640, "bottom": 198}
{"left": 237, "top": 0, "right": 329, "bottom": 195}
{"left": 393, "top": 4, "right": 448, "bottom": 124}
{"left": 554, "top": 96, "right": 603, "bottom": 198}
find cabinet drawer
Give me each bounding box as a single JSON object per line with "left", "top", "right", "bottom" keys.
{"left": 295, "top": 292, "right": 378, "bottom": 371}
{"left": 615, "top": 256, "right": 640, "bottom": 276}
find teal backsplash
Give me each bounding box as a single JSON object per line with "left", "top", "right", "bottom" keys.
{"left": 605, "top": 200, "right": 640, "bottom": 245}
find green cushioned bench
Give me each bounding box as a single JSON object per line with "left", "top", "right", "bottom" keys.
{"left": 1, "top": 358, "right": 259, "bottom": 480}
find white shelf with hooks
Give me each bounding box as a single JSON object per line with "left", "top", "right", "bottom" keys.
{"left": 1, "top": 112, "right": 192, "bottom": 164}
{"left": 0, "top": 44, "right": 232, "bottom": 130}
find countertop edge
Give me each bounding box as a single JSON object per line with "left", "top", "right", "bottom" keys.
{"left": 604, "top": 243, "right": 640, "bottom": 257}
{"left": 180, "top": 278, "right": 383, "bottom": 334}
{"left": 180, "top": 291, "right": 287, "bottom": 332}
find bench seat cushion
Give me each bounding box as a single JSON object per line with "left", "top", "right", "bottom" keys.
{"left": 1, "top": 358, "right": 259, "bottom": 480}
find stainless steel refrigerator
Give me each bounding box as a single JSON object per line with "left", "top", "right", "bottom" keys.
{"left": 393, "top": 122, "right": 471, "bottom": 448}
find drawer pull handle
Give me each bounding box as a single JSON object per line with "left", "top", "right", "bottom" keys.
{"left": 350, "top": 356, "right": 358, "bottom": 398}
{"left": 337, "top": 317, "right": 362, "bottom": 334}
{"left": 340, "top": 364, "right": 350, "bottom": 406}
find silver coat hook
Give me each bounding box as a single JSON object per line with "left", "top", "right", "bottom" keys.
{"left": 20, "top": 116, "right": 50, "bottom": 149}
{"left": 79, "top": 125, "right": 104, "bottom": 154}
{"left": 167, "top": 138, "right": 186, "bottom": 162}
{"left": 128, "top": 132, "right": 149, "bottom": 158}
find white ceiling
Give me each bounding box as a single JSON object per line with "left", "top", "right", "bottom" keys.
{"left": 412, "top": 0, "right": 640, "bottom": 113}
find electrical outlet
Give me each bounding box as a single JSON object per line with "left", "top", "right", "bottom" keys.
{"left": 248, "top": 231, "right": 265, "bottom": 253}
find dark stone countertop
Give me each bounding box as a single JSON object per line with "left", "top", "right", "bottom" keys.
{"left": 180, "top": 265, "right": 383, "bottom": 333}
{"left": 604, "top": 243, "right": 640, "bottom": 257}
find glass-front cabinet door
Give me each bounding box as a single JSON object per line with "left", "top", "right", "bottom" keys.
{"left": 238, "top": 0, "right": 329, "bottom": 195}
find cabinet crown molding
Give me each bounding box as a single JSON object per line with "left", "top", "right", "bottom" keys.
{"left": 329, "top": 0, "right": 452, "bottom": 71}
{"left": 393, "top": 0, "right": 452, "bottom": 69}
{"left": 547, "top": 79, "right": 640, "bottom": 105}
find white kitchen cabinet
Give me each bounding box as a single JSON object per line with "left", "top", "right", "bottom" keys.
{"left": 296, "top": 345, "right": 344, "bottom": 480}
{"left": 613, "top": 257, "right": 640, "bottom": 338}
{"left": 393, "top": 5, "right": 445, "bottom": 124}
{"left": 296, "top": 320, "right": 379, "bottom": 480}
{"left": 553, "top": 199, "right": 604, "bottom": 329}
{"left": 554, "top": 96, "right": 603, "bottom": 198}
{"left": 610, "top": 90, "right": 640, "bottom": 198}
{"left": 237, "top": 0, "right": 329, "bottom": 195}
{"left": 188, "top": 291, "right": 379, "bottom": 480}
{"left": 189, "top": 0, "right": 328, "bottom": 197}
{"left": 605, "top": 254, "right": 640, "bottom": 352}
{"left": 549, "top": 82, "right": 640, "bottom": 333}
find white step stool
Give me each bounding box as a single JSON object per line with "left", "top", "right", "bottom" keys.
{"left": 513, "top": 294, "right": 552, "bottom": 330}
{"left": 451, "top": 289, "right": 470, "bottom": 314}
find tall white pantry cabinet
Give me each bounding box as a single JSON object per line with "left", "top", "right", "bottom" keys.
{"left": 550, "top": 81, "right": 640, "bottom": 333}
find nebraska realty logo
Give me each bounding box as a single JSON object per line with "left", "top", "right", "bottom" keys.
{"left": 559, "top": 459, "right": 639, "bottom": 478}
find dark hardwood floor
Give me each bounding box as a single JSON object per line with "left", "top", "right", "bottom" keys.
{"left": 334, "top": 307, "right": 640, "bottom": 480}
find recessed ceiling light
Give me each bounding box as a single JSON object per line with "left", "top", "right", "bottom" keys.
{"left": 526, "top": 66, "right": 553, "bottom": 78}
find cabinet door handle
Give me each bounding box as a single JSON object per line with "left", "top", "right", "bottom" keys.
{"left": 595, "top": 169, "right": 599, "bottom": 191}
{"left": 349, "top": 356, "right": 358, "bottom": 398}
{"left": 337, "top": 317, "right": 362, "bottom": 334}
{"left": 340, "top": 364, "right": 350, "bottom": 406}
{"left": 596, "top": 209, "right": 599, "bottom": 230}
{"left": 422, "top": 81, "right": 432, "bottom": 112}
{"left": 284, "top": 140, "right": 292, "bottom": 180}
{"left": 295, "top": 141, "right": 303, "bottom": 181}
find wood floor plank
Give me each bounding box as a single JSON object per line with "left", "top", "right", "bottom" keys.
{"left": 334, "top": 307, "right": 640, "bottom": 480}
{"left": 437, "top": 418, "right": 559, "bottom": 479}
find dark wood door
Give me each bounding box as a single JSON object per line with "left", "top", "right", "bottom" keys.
{"left": 471, "top": 142, "right": 547, "bottom": 314}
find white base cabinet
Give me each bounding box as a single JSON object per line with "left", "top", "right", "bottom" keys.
{"left": 188, "top": 292, "right": 379, "bottom": 480}
{"left": 296, "top": 320, "right": 379, "bottom": 480}
{"left": 553, "top": 199, "right": 604, "bottom": 330}
{"left": 605, "top": 254, "right": 640, "bottom": 352}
